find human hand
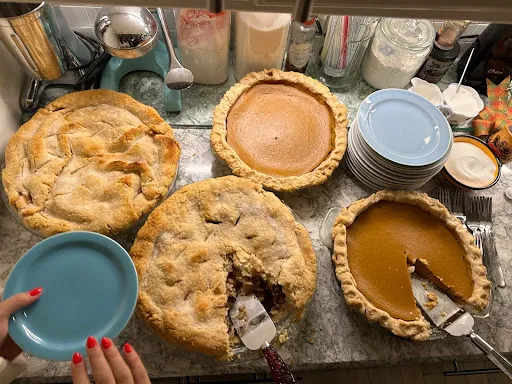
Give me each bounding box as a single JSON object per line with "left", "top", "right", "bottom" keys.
{"left": 72, "top": 336, "right": 151, "bottom": 384}
{"left": 0, "top": 287, "right": 43, "bottom": 361}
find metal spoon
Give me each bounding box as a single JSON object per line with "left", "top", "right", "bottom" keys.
{"left": 156, "top": 8, "right": 193, "bottom": 90}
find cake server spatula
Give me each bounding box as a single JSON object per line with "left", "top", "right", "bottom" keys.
{"left": 411, "top": 275, "right": 512, "bottom": 378}
{"left": 229, "top": 294, "right": 297, "bottom": 384}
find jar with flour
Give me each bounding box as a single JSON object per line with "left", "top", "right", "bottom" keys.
{"left": 234, "top": 12, "right": 291, "bottom": 80}
{"left": 176, "top": 9, "right": 231, "bottom": 85}
{"left": 362, "top": 18, "right": 435, "bottom": 89}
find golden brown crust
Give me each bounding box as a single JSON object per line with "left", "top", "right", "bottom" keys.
{"left": 211, "top": 69, "right": 347, "bottom": 192}
{"left": 130, "top": 176, "right": 317, "bottom": 358}
{"left": 2, "top": 90, "right": 180, "bottom": 236}
{"left": 332, "top": 190, "right": 491, "bottom": 340}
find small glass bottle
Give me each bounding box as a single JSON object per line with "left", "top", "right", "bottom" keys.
{"left": 285, "top": 17, "right": 317, "bottom": 73}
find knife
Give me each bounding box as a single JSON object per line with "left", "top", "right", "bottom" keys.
{"left": 229, "top": 294, "right": 296, "bottom": 384}
{"left": 411, "top": 275, "right": 512, "bottom": 379}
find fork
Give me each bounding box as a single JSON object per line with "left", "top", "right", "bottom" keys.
{"left": 480, "top": 196, "right": 506, "bottom": 288}
{"left": 465, "top": 196, "right": 484, "bottom": 256}
{"left": 438, "top": 187, "right": 452, "bottom": 212}
{"left": 452, "top": 190, "right": 466, "bottom": 225}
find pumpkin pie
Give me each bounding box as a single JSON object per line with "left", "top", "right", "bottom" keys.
{"left": 211, "top": 69, "right": 347, "bottom": 192}
{"left": 332, "top": 190, "right": 491, "bottom": 340}
{"left": 2, "top": 90, "right": 180, "bottom": 236}
{"left": 130, "top": 176, "right": 317, "bottom": 358}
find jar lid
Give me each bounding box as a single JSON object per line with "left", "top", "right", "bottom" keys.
{"left": 381, "top": 18, "right": 435, "bottom": 51}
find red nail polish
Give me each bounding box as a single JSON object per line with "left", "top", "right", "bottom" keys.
{"left": 101, "top": 337, "right": 112, "bottom": 349}
{"left": 72, "top": 352, "right": 82, "bottom": 364}
{"left": 123, "top": 343, "right": 133, "bottom": 354}
{"left": 29, "top": 287, "right": 43, "bottom": 296}
{"left": 87, "top": 336, "right": 97, "bottom": 349}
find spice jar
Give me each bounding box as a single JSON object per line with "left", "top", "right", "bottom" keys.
{"left": 176, "top": 9, "right": 230, "bottom": 85}
{"left": 362, "top": 18, "right": 435, "bottom": 89}
{"left": 234, "top": 12, "right": 291, "bottom": 80}
{"left": 285, "top": 17, "right": 317, "bottom": 73}
{"left": 416, "top": 20, "right": 469, "bottom": 83}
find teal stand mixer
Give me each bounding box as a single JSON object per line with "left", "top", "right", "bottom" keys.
{"left": 94, "top": 7, "right": 195, "bottom": 112}
{"left": 100, "top": 40, "right": 182, "bottom": 112}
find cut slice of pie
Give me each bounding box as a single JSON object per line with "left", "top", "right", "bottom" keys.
{"left": 130, "top": 176, "right": 317, "bottom": 358}
{"left": 332, "top": 190, "right": 491, "bottom": 340}
{"left": 211, "top": 69, "right": 348, "bottom": 192}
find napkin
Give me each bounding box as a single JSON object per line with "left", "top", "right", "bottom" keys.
{"left": 472, "top": 76, "right": 512, "bottom": 138}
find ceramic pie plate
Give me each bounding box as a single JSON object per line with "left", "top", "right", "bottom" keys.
{"left": 318, "top": 206, "right": 492, "bottom": 340}
{"left": 3, "top": 232, "right": 138, "bottom": 361}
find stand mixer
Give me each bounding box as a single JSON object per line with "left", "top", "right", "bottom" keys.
{"left": 95, "top": 7, "right": 192, "bottom": 112}
{"left": 0, "top": 2, "right": 107, "bottom": 112}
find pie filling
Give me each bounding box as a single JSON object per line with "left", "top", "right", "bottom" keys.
{"left": 347, "top": 201, "right": 473, "bottom": 321}
{"left": 224, "top": 256, "right": 287, "bottom": 347}
{"left": 226, "top": 82, "right": 334, "bottom": 178}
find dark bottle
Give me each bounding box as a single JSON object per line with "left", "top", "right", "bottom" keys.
{"left": 416, "top": 42, "right": 460, "bottom": 83}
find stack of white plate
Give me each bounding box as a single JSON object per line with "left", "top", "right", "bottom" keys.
{"left": 346, "top": 89, "right": 453, "bottom": 190}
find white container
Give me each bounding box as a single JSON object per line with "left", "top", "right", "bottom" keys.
{"left": 443, "top": 83, "right": 484, "bottom": 125}
{"left": 234, "top": 12, "right": 291, "bottom": 80}
{"left": 362, "top": 18, "right": 435, "bottom": 89}
{"left": 176, "top": 9, "right": 231, "bottom": 85}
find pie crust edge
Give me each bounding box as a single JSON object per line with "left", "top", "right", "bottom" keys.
{"left": 130, "top": 176, "right": 317, "bottom": 358}
{"left": 211, "top": 69, "right": 348, "bottom": 192}
{"left": 332, "top": 190, "right": 491, "bottom": 341}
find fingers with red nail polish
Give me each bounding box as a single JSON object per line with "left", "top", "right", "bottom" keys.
{"left": 70, "top": 337, "right": 150, "bottom": 384}
{"left": 70, "top": 352, "right": 89, "bottom": 384}
{"left": 29, "top": 287, "right": 43, "bottom": 296}
{"left": 101, "top": 337, "right": 112, "bottom": 349}
{"left": 123, "top": 343, "right": 133, "bottom": 354}
{"left": 86, "top": 336, "right": 97, "bottom": 349}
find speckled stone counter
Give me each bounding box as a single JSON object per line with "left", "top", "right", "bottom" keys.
{"left": 2, "top": 126, "right": 512, "bottom": 382}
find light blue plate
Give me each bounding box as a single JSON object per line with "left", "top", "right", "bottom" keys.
{"left": 357, "top": 89, "right": 452, "bottom": 167}
{"left": 3, "top": 232, "right": 138, "bottom": 361}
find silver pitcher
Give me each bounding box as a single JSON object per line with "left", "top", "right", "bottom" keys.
{"left": 0, "top": 2, "right": 66, "bottom": 80}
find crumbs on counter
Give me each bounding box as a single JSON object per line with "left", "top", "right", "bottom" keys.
{"left": 424, "top": 292, "right": 438, "bottom": 310}
{"left": 441, "top": 311, "right": 447, "bottom": 318}
{"left": 278, "top": 329, "right": 290, "bottom": 344}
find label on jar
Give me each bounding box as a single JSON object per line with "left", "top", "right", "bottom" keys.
{"left": 287, "top": 42, "right": 313, "bottom": 69}
{"left": 417, "top": 56, "right": 454, "bottom": 83}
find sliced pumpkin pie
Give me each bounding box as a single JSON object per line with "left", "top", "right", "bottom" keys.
{"left": 332, "top": 190, "right": 491, "bottom": 340}
{"left": 211, "top": 69, "right": 347, "bottom": 192}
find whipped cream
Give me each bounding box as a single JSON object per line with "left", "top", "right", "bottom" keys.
{"left": 445, "top": 141, "right": 498, "bottom": 188}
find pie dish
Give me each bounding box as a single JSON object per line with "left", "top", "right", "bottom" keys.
{"left": 130, "top": 176, "right": 317, "bottom": 358}
{"left": 2, "top": 90, "right": 180, "bottom": 237}
{"left": 332, "top": 190, "right": 491, "bottom": 340}
{"left": 211, "top": 69, "right": 348, "bottom": 192}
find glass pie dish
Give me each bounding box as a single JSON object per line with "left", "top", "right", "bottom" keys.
{"left": 319, "top": 205, "right": 493, "bottom": 341}
{"left": 0, "top": 160, "right": 179, "bottom": 239}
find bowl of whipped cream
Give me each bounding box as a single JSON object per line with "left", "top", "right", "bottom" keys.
{"left": 442, "top": 135, "right": 501, "bottom": 190}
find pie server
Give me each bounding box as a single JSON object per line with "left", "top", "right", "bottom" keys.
{"left": 411, "top": 275, "right": 512, "bottom": 378}
{"left": 229, "top": 294, "right": 297, "bottom": 384}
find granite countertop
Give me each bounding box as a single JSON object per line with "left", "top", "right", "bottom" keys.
{"left": 7, "top": 69, "right": 512, "bottom": 382}
{"left": 3, "top": 128, "right": 512, "bottom": 382}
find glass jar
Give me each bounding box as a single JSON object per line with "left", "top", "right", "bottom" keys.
{"left": 284, "top": 17, "right": 317, "bottom": 73}
{"left": 234, "top": 12, "right": 291, "bottom": 80}
{"left": 362, "top": 18, "right": 435, "bottom": 89}
{"left": 176, "top": 9, "right": 230, "bottom": 85}
{"left": 315, "top": 16, "right": 378, "bottom": 89}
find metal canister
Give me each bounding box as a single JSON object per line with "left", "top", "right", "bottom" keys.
{"left": 0, "top": 2, "right": 65, "bottom": 80}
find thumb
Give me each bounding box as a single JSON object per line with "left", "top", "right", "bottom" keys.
{"left": 0, "top": 288, "right": 43, "bottom": 319}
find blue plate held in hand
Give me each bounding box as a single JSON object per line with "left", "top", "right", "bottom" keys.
{"left": 3, "top": 232, "right": 138, "bottom": 361}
